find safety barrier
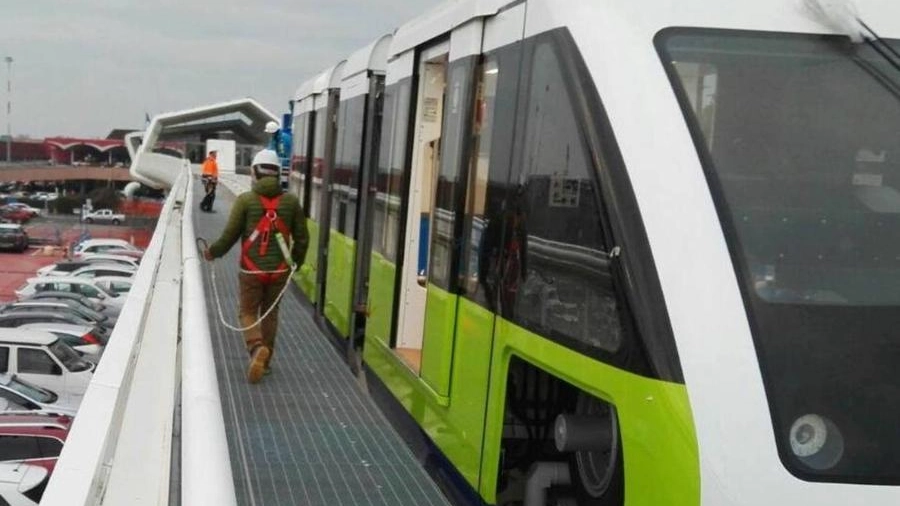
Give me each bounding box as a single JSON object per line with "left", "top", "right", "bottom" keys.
{"left": 41, "top": 162, "right": 237, "bottom": 505}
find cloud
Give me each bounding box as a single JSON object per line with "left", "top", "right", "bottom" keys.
{"left": 0, "top": 0, "right": 442, "bottom": 138}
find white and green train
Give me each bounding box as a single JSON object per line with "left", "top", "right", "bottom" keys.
{"left": 287, "top": 0, "right": 900, "bottom": 503}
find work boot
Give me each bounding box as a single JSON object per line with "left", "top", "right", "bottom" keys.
{"left": 247, "top": 346, "right": 271, "bottom": 384}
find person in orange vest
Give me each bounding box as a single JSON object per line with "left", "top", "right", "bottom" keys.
{"left": 200, "top": 150, "right": 219, "bottom": 212}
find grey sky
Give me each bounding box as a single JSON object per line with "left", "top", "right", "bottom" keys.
{"left": 0, "top": 0, "right": 442, "bottom": 139}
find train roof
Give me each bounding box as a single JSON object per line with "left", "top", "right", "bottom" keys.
{"left": 343, "top": 34, "right": 393, "bottom": 80}
{"left": 389, "top": 0, "right": 509, "bottom": 58}
{"left": 294, "top": 61, "right": 346, "bottom": 102}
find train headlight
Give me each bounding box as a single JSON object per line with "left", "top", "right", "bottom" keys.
{"left": 789, "top": 414, "right": 844, "bottom": 470}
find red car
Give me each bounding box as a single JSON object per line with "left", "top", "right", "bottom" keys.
{"left": 0, "top": 413, "right": 71, "bottom": 473}
{"left": 0, "top": 206, "right": 31, "bottom": 224}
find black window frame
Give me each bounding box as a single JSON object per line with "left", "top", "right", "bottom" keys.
{"left": 479, "top": 29, "right": 682, "bottom": 381}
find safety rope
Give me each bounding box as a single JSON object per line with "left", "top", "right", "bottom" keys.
{"left": 196, "top": 237, "right": 297, "bottom": 332}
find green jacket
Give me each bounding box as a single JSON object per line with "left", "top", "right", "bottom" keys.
{"left": 208, "top": 176, "right": 309, "bottom": 270}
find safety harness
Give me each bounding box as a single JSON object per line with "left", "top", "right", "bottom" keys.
{"left": 240, "top": 194, "right": 294, "bottom": 284}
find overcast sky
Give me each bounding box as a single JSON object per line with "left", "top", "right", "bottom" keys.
{"left": 0, "top": 0, "right": 442, "bottom": 139}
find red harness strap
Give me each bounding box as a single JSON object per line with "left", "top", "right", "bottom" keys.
{"left": 240, "top": 195, "right": 291, "bottom": 284}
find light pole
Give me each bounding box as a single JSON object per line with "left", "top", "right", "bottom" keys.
{"left": 4, "top": 56, "right": 12, "bottom": 164}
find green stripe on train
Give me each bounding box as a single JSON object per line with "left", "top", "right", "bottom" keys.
{"left": 363, "top": 261, "right": 700, "bottom": 504}
{"left": 296, "top": 218, "right": 319, "bottom": 303}
{"left": 323, "top": 230, "right": 355, "bottom": 337}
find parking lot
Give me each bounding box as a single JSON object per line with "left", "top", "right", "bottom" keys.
{"left": 0, "top": 215, "right": 154, "bottom": 301}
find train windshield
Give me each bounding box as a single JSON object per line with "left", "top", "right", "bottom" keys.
{"left": 658, "top": 29, "right": 900, "bottom": 483}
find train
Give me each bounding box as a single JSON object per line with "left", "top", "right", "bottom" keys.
{"left": 283, "top": 0, "right": 900, "bottom": 504}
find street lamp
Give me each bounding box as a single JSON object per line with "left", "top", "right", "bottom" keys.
{"left": 4, "top": 56, "right": 12, "bottom": 164}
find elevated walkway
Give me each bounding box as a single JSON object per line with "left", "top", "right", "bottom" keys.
{"left": 196, "top": 177, "right": 450, "bottom": 506}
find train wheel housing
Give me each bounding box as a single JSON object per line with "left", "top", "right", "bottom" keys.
{"left": 557, "top": 392, "right": 624, "bottom": 505}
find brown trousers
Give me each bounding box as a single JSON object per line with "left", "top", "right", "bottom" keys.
{"left": 238, "top": 271, "right": 289, "bottom": 363}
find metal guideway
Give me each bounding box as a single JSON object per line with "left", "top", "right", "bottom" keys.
{"left": 195, "top": 179, "right": 451, "bottom": 506}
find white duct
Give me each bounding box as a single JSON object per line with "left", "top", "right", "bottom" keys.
{"left": 524, "top": 462, "right": 572, "bottom": 506}
{"left": 123, "top": 181, "right": 142, "bottom": 199}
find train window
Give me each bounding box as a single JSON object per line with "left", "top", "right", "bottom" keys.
{"left": 428, "top": 58, "right": 477, "bottom": 290}
{"left": 291, "top": 112, "right": 310, "bottom": 206}
{"left": 373, "top": 80, "right": 412, "bottom": 263}
{"left": 661, "top": 29, "right": 900, "bottom": 483}
{"left": 504, "top": 40, "right": 624, "bottom": 354}
{"left": 461, "top": 56, "right": 501, "bottom": 305}
{"left": 332, "top": 96, "right": 366, "bottom": 237}
{"left": 309, "top": 105, "right": 328, "bottom": 221}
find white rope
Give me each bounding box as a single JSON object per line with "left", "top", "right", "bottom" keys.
{"left": 208, "top": 260, "right": 298, "bottom": 332}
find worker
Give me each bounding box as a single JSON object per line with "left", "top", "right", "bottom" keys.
{"left": 200, "top": 150, "right": 219, "bottom": 212}
{"left": 203, "top": 149, "right": 309, "bottom": 383}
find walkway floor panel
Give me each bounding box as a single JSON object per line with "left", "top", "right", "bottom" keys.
{"left": 195, "top": 179, "right": 451, "bottom": 506}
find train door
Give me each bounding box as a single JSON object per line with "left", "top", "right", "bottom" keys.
{"left": 314, "top": 78, "right": 344, "bottom": 312}
{"left": 395, "top": 41, "right": 449, "bottom": 373}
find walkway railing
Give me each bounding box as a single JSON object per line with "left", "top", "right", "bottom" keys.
{"left": 42, "top": 162, "right": 237, "bottom": 505}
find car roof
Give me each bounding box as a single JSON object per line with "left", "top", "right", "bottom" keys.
{"left": 28, "top": 276, "right": 93, "bottom": 284}
{"left": 77, "top": 239, "right": 133, "bottom": 248}
{"left": 0, "top": 413, "right": 71, "bottom": 432}
{"left": 81, "top": 254, "right": 138, "bottom": 263}
{"left": 0, "top": 328, "right": 57, "bottom": 346}
{"left": 73, "top": 265, "right": 134, "bottom": 273}
{"left": 17, "top": 323, "right": 92, "bottom": 334}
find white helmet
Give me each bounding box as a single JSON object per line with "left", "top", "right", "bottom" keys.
{"left": 264, "top": 120, "right": 279, "bottom": 134}
{"left": 251, "top": 149, "right": 280, "bottom": 174}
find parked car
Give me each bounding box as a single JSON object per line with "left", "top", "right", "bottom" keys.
{"left": 17, "top": 323, "right": 103, "bottom": 362}
{"left": 88, "top": 248, "right": 144, "bottom": 261}
{"left": 5, "top": 203, "right": 40, "bottom": 217}
{"left": 0, "top": 412, "right": 71, "bottom": 473}
{"left": 1, "top": 301, "right": 116, "bottom": 331}
{"left": 0, "top": 207, "right": 31, "bottom": 224}
{"left": 35, "top": 261, "right": 92, "bottom": 278}
{"left": 72, "top": 239, "right": 141, "bottom": 257}
{"left": 0, "top": 329, "right": 92, "bottom": 405}
{"left": 80, "top": 209, "right": 125, "bottom": 225}
{"left": 0, "top": 225, "right": 28, "bottom": 253}
{"left": 22, "top": 291, "right": 105, "bottom": 313}
{"left": 0, "top": 462, "right": 49, "bottom": 505}
{"left": 68, "top": 264, "right": 135, "bottom": 280}
{"left": 36, "top": 255, "right": 139, "bottom": 277}
{"left": 0, "top": 374, "right": 78, "bottom": 417}
{"left": 92, "top": 276, "right": 133, "bottom": 295}
{"left": 0, "top": 312, "right": 110, "bottom": 344}
{"left": 15, "top": 277, "right": 125, "bottom": 311}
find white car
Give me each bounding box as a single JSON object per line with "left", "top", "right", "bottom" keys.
{"left": 15, "top": 277, "right": 125, "bottom": 311}
{"left": 36, "top": 255, "right": 140, "bottom": 277}
{"left": 17, "top": 323, "right": 103, "bottom": 362}
{"left": 92, "top": 276, "right": 133, "bottom": 296}
{"left": 0, "top": 373, "right": 79, "bottom": 417}
{"left": 72, "top": 238, "right": 141, "bottom": 256}
{"left": 75, "top": 253, "right": 140, "bottom": 269}
{"left": 68, "top": 264, "right": 135, "bottom": 280}
{"left": 81, "top": 209, "right": 125, "bottom": 225}
{"left": 0, "top": 329, "right": 93, "bottom": 405}
{"left": 0, "top": 462, "right": 47, "bottom": 505}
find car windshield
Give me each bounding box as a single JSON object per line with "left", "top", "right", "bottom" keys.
{"left": 62, "top": 301, "right": 105, "bottom": 321}
{"left": 7, "top": 375, "right": 57, "bottom": 403}
{"left": 658, "top": 29, "right": 900, "bottom": 483}
{"left": 48, "top": 339, "right": 91, "bottom": 372}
